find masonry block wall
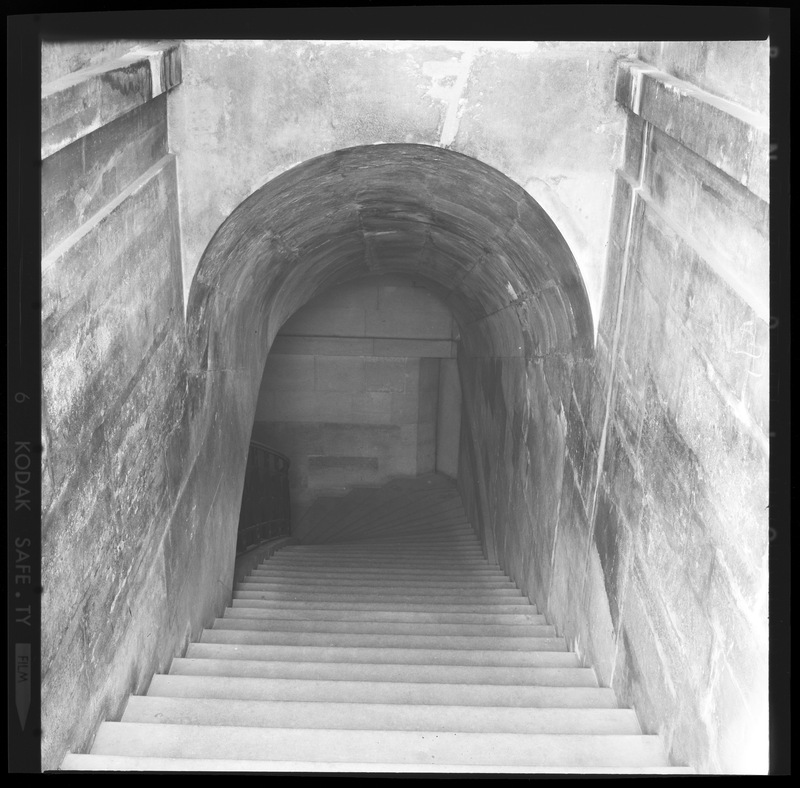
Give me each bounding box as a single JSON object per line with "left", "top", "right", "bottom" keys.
{"left": 592, "top": 42, "right": 769, "bottom": 773}
{"left": 168, "top": 40, "right": 634, "bottom": 322}
{"left": 250, "top": 276, "right": 459, "bottom": 522}
{"left": 41, "top": 42, "right": 194, "bottom": 768}
{"left": 41, "top": 42, "right": 263, "bottom": 771}
{"left": 458, "top": 41, "right": 770, "bottom": 774}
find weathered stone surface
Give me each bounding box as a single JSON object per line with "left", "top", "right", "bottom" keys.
{"left": 42, "top": 40, "right": 152, "bottom": 84}
{"left": 637, "top": 41, "right": 770, "bottom": 117}
{"left": 454, "top": 45, "right": 631, "bottom": 323}
{"left": 642, "top": 126, "right": 769, "bottom": 320}
{"left": 39, "top": 56, "right": 198, "bottom": 767}
{"left": 41, "top": 94, "right": 169, "bottom": 257}
{"left": 42, "top": 41, "right": 182, "bottom": 159}
{"left": 42, "top": 156, "right": 182, "bottom": 493}
{"left": 559, "top": 57, "right": 770, "bottom": 774}
{"left": 365, "top": 358, "right": 412, "bottom": 393}
{"left": 616, "top": 59, "right": 768, "bottom": 202}
{"left": 168, "top": 41, "right": 633, "bottom": 320}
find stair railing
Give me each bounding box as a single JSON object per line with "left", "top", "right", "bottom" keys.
{"left": 236, "top": 440, "right": 291, "bottom": 554}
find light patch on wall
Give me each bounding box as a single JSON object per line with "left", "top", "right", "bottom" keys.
{"left": 419, "top": 49, "right": 476, "bottom": 149}
{"left": 147, "top": 54, "right": 163, "bottom": 97}
{"left": 523, "top": 175, "right": 598, "bottom": 335}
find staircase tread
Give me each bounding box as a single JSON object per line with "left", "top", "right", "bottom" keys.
{"left": 89, "top": 723, "right": 671, "bottom": 767}
{"left": 147, "top": 674, "right": 607, "bottom": 701}
{"left": 62, "top": 474, "right": 677, "bottom": 774}
{"left": 123, "top": 696, "right": 641, "bottom": 733}
{"left": 62, "top": 754, "right": 694, "bottom": 773}
{"left": 169, "top": 655, "right": 585, "bottom": 679}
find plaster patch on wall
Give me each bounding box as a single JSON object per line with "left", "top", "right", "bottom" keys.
{"left": 418, "top": 48, "right": 477, "bottom": 149}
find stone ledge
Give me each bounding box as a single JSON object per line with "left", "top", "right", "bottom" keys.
{"left": 42, "top": 153, "right": 177, "bottom": 272}
{"left": 615, "top": 59, "right": 769, "bottom": 203}
{"left": 42, "top": 41, "right": 182, "bottom": 160}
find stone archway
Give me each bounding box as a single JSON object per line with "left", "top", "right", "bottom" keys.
{"left": 185, "top": 142, "right": 594, "bottom": 565}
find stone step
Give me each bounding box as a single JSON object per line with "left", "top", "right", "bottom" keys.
{"left": 123, "top": 695, "right": 640, "bottom": 734}
{"left": 265, "top": 561, "right": 492, "bottom": 572}
{"left": 280, "top": 539, "right": 480, "bottom": 551}
{"left": 271, "top": 552, "right": 488, "bottom": 563}
{"left": 227, "top": 602, "right": 544, "bottom": 624}
{"left": 233, "top": 589, "right": 528, "bottom": 604}
{"left": 257, "top": 564, "right": 505, "bottom": 578}
{"left": 221, "top": 610, "right": 549, "bottom": 635}
{"left": 235, "top": 581, "right": 523, "bottom": 598}
{"left": 278, "top": 538, "right": 481, "bottom": 550}
{"left": 59, "top": 474, "right": 682, "bottom": 775}
{"left": 241, "top": 574, "right": 518, "bottom": 590}
{"left": 148, "top": 674, "right": 604, "bottom": 705}
{"left": 251, "top": 566, "right": 510, "bottom": 580}
{"left": 266, "top": 559, "right": 492, "bottom": 569}
{"left": 62, "top": 754, "right": 695, "bottom": 773}
{"left": 290, "top": 528, "right": 478, "bottom": 547}
{"left": 170, "top": 655, "right": 583, "bottom": 682}
{"left": 214, "top": 615, "right": 557, "bottom": 639}
{"left": 188, "top": 640, "right": 570, "bottom": 666}
{"left": 228, "top": 599, "right": 541, "bottom": 614}
{"left": 325, "top": 527, "right": 475, "bottom": 543}
{"left": 88, "top": 724, "right": 670, "bottom": 767}
{"left": 205, "top": 624, "right": 561, "bottom": 651}
{"left": 275, "top": 543, "right": 484, "bottom": 552}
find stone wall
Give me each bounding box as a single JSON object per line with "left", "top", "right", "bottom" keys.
{"left": 168, "top": 40, "right": 635, "bottom": 323}
{"left": 41, "top": 39, "right": 157, "bottom": 84}
{"left": 458, "top": 42, "right": 770, "bottom": 773}
{"left": 41, "top": 42, "right": 192, "bottom": 768}
{"left": 592, "top": 44, "right": 769, "bottom": 774}
{"left": 251, "top": 276, "right": 459, "bottom": 521}
{"left": 41, "top": 41, "right": 261, "bottom": 772}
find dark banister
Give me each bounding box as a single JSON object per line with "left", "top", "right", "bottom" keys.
{"left": 236, "top": 441, "right": 292, "bottom": 555}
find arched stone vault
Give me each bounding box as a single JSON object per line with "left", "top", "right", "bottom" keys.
{"left": 187, "top": 143, "right": 594, "bottom": 388}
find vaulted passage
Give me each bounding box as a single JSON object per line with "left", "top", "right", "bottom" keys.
{"left": 188, "top": 141, "right": 592, "bottom": 373}
{"left": 186, "top": 141, "right": 594, "bottom": 567}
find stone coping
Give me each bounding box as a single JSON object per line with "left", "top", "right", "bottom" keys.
{"left": 615, "top": 59, "right": 769, "bottom": 203}
{"left": 42, "top": 41, "right": 182, "bottom": 160}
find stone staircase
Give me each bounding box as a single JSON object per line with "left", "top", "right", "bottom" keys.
{"left": 61, "top": 474, "right": 691, "bottom": 773}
